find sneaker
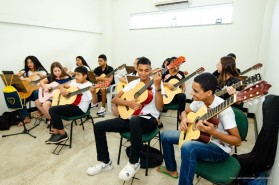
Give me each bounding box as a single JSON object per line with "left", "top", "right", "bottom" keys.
{"left": 97, "top": 107, "right": 106, "bottom": 116}
{"left": 91, "top": 103, "right": 98, "bottom": 109}
{"left": 46, "top": 132, "right": 68, "bottom": 144}
{"left": 118, "top": 160, "right": 140, "bottom": 181}
{"left": 87, "top": 161, "right": 113, "bottom": 176}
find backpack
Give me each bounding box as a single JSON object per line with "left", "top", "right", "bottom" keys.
{"left": 0, "top": 111, "right": 21, "bottom": 130}
{"left": 126, "top": 144, "right": 163, "bottom": 168}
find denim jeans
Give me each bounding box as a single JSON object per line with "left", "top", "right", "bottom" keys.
{"left": 161, "top": 130, "right": 230, "bottom": 185}
{"left": 20, "top": 90, "right": 39, "bottom": 118}
{"left": 93, "top": 115, "right": 157, "bottom": 164}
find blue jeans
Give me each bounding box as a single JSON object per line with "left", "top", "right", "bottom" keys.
{"left": 20, "top": 90, "right": 39, "bottom": 118}
{"left": 161, "top": 130, "right": 230, "bottom": 185}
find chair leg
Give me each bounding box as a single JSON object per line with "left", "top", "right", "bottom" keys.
{"left": 176, "top": 110, "right": 179, "bottom": 130}
{"left": 158, "top": 132, "right": 162, "bottom": 153}
{"left": 69, "top": 120, "right": 75, "bottom": 148}
{"left": 146, "top": 141, "right": 150, "bottom": 176}
{"left": 117, "top": 136, "right": 123, "bottom": 165}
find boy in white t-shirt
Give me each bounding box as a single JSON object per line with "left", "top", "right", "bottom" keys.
{"left": 45, "top": 66, "right": 97, "bottom": 144}
{"left": 87, "top": 57, "right": 164, "bottom": 180}
{"left": 157, "top": 72, "right": 242, "bottom": 185}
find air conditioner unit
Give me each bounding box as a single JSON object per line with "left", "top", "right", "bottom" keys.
{"left": 154, "top": 0, "right": 189, "bottom": 6}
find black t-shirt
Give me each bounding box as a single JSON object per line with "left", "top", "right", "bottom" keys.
{"left": 217, "top": 76, "right": 242, "bottom": 100}
{"left": 94, "top": 65, "right": 115, "bottom": 85}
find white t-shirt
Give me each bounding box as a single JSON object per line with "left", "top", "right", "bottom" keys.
{"left": 122, "top": 78, "right": 164, "bottom": 119}
{"left": 20, "top": 69, "right": 47, "bottom": 78}
{"left": 69, "top": 80, "right": 92, "bottom": 113}
{"left": 190, "top": 95, "right": 237, "bottom": 153}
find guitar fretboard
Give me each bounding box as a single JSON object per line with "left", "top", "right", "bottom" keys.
{"left": 215, "top": 81, "right": 243, "bottom": 96}
{"left": 174, "top": 71, "right": 197, "bottom": 88}
{"left": 200, "top": 95, "right": 236, "bottom": 120}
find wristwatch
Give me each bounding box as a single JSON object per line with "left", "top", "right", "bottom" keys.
{"left": 156, "top": 88, "right": 161, "bottom": 92}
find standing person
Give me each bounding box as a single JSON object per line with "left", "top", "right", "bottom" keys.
{"left": 17, "top": 55, "right": 48, "bottom": 126}
{"left": 157, "top": 72, "right": 241, "bottom": 185}
{"left": 93, "top": 54, "right": 115, "bottom": 116}
{"left": 158, "top": 57, "right": 186, "bottom": 128}
{"left": 213, "top": 53, "right": 241, "bottom": 78}
{"left": 45, "top": 66, "right": 97, "bottom": 143}
{"left": 87, "top": 57, "right": 164, "bottom": 180}
{"left": 40, "top": 62, "right": 72, "bottom": 128}
{"left": 68, "top": 56, "right": 91, "bottom": 77}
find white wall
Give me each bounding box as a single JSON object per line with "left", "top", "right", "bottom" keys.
{"left": 111, "top": 0, "right": 267, "bottom": 101}
{"left": 0, "top": 0, "right": 112, "bottom": 114}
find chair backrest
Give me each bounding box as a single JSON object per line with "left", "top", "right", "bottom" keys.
{"left": 232, "top": 107, "right": 248, "bottom": 141}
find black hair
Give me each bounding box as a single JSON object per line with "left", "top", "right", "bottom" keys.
{"left": 23, "top": 55, "right": 48, "bottom": 76}
{"left": 162, "top": 58, "right": 170, "bottom": 68}
{"left": 137, "top": 57, "right": 151, "bottom": 66}
{"left": 194, "top": 72, "right": 218, "bottom": 94}
{"left": 76, "top": 56, "right": 91, "bottom": 70}
{"left": 74, "top": 66, "right": 88, "bottom": 75}
{"left": 98, "top": 54, "right": 107, "bottom": 61}
{"left": 227, "top": 53, "right": 236, "bottom": 59}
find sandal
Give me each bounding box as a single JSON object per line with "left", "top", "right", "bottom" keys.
{"left": 157, "top": 166, "right": 179, "bottom": 179}
{"left": 33, "top": 111, "right": 43, "bottom": 118}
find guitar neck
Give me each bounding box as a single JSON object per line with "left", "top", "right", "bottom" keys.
{"left": 67, "top": 85, "right": 92, "bottom": 97}
{"left": 215, "top": 81, "right": 243, "bottom": 96}
{"left": 239, "top": 67, "right": 252, "bottom": 75}
{"left": 201, "top": 95, "right": 236, "bottom": 120}
{"left": 174, "top": 71, "right": 197, "bottom": 88}
{"left": 105, "top": 68, "right": 119, "bottom": 78}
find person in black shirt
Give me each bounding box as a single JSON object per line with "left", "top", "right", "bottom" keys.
{"left": 213, "top": 53, "right": 241, "bottom": 78}
{"left": 93, "top": 54, "right": 115, "bottom": 116}
{"left": 216, "top": 56, "right": 243, "bottom": 109}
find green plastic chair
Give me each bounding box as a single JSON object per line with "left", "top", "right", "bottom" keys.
{"left": 52, "top": 109, "right": 94, "bottom": 155}
{"left": 195, "top": 107, "right": 248, "bottom": 184}
{"left": 163, "top": 103, "right": 181, "bottom": 130}
{"left": 117, "top": 128, "right": 161, "bottom": 176}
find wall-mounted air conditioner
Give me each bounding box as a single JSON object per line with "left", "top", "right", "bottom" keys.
{"left": 154, "top": 0, "right": 189, "bottom": 6}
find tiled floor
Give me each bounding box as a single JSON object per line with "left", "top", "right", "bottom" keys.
{"left": 0, "top": 106, "right": 255, "bottom": 185}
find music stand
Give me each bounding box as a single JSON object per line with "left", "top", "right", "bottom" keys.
{"left": 126, "top": 75, "right": 139, "bottom": 83}
{"left": 1, "top": 71, "right": 38, "bottom": 138}
{"left": 125, "top": 66, "right": 135, "bottom": 74}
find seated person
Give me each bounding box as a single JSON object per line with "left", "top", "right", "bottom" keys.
{"left": 213, "top": 53, "right": 240, "bottom": 78}
{"left": 157, "top": 72, "right": 241, "bottom": 185}
{"left": 45, "top": 66, "right": 97, "bottom": 144}
{"left": 17, "top": 55, "right": 48, "bottom": 125}
{"left": 39, "top": 62, "right": 72, "bottom": 128}
{"left": 86, "top": 57, "right": 164, "bottom": 181}
{"left": 68, "top": 56, "right": 91, "bottom": 77}
{"left": 93, "top": 54, "right": 115, "bottom": 116}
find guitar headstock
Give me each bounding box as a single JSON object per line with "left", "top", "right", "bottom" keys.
{"left": 118, "top": 64, "right": 126, "bottom": 70}
{"left": 252, "top": 63, "right": 263, "bottom": 70}
{"left": 196, "top": 67, "right": 205, "bottom": 74}
{"left": 167, "top": 56, "right": 185, "bottom": 69}
{"left": 243, "top": 73, "right": 261, "bottom": 85}
{"left": 236, "top": 81, "right": 271, "bottom": 103}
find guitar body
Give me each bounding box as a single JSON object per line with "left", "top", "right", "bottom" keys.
{"left": 117, "top": 81, "right": 127, "bottom": 93}
{"left": 38, "top": 81, "right": 60, "bottom": 103}
{"left": 178, "top": 106, "right": 220, "bottom": 148}
{"left": 18, "top": 80, "right": 39, "bottom": 99}
{"left": 52, "top": 86, "right": 81, "bottom": 106}
{"left": 95, "top": 73, "right": 106, "bottom": 93}
{"left": 118, "top": 82, "right": 152, "bottom": 119}
{"left": 163, "top": 78, "right": 182, "bottom": 104}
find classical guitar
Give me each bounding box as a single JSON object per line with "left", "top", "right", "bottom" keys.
{"left": 38, "top": 80, "right": 72, "bottom": 103}
{"left": 178, "top": 81, "right": 271, "bottom": 149}
{"left": 215, "top": 73, "right": 262, "bottom": 97}
{"left": 163, "top": 67, "right": 204, "bottom": 104}
{"left": 118, "top": 56, "right": 186, "bottom": 119}
{"left": 52, "top": 81, "right": 110, "bottom": 106}
{"left": 95, "top": 64, "right": 126, "bottom": 93}
{"left": 240, "top": 63, "right": 263, "bottom": 75}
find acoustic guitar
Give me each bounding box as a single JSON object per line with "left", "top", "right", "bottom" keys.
{"left": 118, "top": 56, "right": 186, "bottom": 119}
{"left": 215, "top": 73, "right": 262, "bottom": 97}
{"left": 240, "top": 63, "right": 263, "bottom": 75}
{"left": 178, "top": 81, "right": 271, "bottom": 149}
{"left": 95, "top": 64, "right": 126, "bottom": 93}
{"left": 163, "top": 67, "right": 204, "bottom": 104}
{"left": 38, "top": 80, "right": 72, "bottom": 103}
{"left": 52, "top": 81, "right": 110, "bottom": 106}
